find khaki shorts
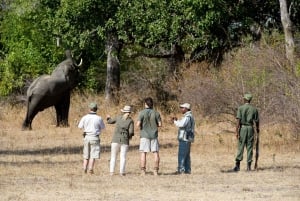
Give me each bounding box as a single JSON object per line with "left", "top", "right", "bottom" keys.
{"left": 83, "top": 139, "right": 100, "bottom": 159}
{"left": 139, "top": 138, "right": 159, "bottom": 152}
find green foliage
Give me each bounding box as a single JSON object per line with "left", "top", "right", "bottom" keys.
{"left": 0, "top": 0, "right": 67, "bottom": 95}
{"left": 0, "top": 0, "right": 299, "bottom": 96}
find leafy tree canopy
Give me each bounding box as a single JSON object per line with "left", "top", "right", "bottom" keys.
{"left": 0, "top": 0, "right": 299, "bottom": 96}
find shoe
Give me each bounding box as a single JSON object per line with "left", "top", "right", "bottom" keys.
{"left": 233, "top": 161, "right": 240, "bottom": 172}
{"left": 120, "top": 173, "right": 126, "bottom": 176}
{"left": 140, "top": 167, "right": 146, "bottom": 176}
{"left": 88, "top": 169, "right": 94, "bottom": 175}
{"left": 174, "top": 171, "right": 184, "bottom": 175}
{"left": 153, "top": 167, "right": 159, "bottom": 176}
{"left": 233, "top": 166, "right": 240, "bottom": 172}
{"left": 247, "top": 162, "right": 251, "bottom": 171}
{"left": 83, "top": 169, "right": 87, "bottom": 174}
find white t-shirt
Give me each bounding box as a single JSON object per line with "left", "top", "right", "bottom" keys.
{"left": 78, "top": 112, "right": 105, "bottom": 140}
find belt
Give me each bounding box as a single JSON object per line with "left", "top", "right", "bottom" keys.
{"left": 241, "top": 125, "right": 253, "bottom": 127}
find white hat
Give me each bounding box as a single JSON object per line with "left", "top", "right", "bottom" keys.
{"left": 180, "top": 103, "right": 191, "bottom": 110}
{"left": 121, "top": 105, "right": 132, "bottom": 113}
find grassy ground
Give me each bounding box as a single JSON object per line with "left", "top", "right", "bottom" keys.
{"left": 0, "top": 101, "right": 299, "bottom": 201}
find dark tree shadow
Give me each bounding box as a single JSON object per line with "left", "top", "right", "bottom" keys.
{"left": 0, "top": 143, "right": 176, "bottom": 156}
{"left": 220, "top": 165, "right": 300, "bottom": 173}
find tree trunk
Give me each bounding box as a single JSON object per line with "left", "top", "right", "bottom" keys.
{"left": 279, "top": 0, "right": 295, "bottom": 68}
{"left": 168, "top": 44, "right": 184, "bottom": 75}
{"left": 105, "top": 36, "right": 121, "bottom": 105}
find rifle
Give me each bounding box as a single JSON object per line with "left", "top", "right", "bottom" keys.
{"left": 254, "top": 130, "right": 259, "bottom": 170}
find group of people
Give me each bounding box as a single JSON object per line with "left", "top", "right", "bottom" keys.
{"left": 78, "top": 93, "right": 259, "bottom": 176}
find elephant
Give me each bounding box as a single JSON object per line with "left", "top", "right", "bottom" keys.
{"left": 22, "top": 50, "right": 82, "bottom": 130}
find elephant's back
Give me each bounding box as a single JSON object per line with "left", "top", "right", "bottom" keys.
{"left": 27, "top": 75, "right": 51, "bottom": 96}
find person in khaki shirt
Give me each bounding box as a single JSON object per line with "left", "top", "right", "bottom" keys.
{"left": 233, "top": 93, "right": 259, "bottom": 172}
{"left": 137, "top": 97, "right": 162, "bottom": 176}
{"left": 107, "top": 105, "right": 134, "bottom": 176}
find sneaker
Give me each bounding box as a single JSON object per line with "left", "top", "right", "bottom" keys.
{"left": 174, "top": 171, "right": 184, "bottom": 175}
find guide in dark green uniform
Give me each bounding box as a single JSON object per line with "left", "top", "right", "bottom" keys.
{"left": 233, "top": 93, "right": 260, "bottom": 172}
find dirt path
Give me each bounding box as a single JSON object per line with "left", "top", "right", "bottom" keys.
{"left": 0, "top": 126, "right": 299, "bottom": 201}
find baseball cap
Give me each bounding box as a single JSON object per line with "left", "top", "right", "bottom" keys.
{"left": 180, "top": 103, "right": 191, "bottom": 109}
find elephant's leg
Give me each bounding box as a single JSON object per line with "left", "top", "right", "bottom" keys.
{"left": 22, "top": 96, "right": 41, "bottom": 130}
{"left": 22, "top": 111, "right": 32, "bottom": 130}
{"left": 54, "top": 104, "right": 63, "bottom": 127}
{"left": 55, "top": 92, "right": 70, "bottom": 127}
{"left": 22, "top": 106, "right": 39, "bottom": 130}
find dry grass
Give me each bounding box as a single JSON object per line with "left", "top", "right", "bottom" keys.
{"left": 0, "top": 95, "right": 299, "bottom": 201}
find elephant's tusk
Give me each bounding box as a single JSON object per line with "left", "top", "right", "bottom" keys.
{"left": 77, "top": 58, "right": 83, "bottom": 67}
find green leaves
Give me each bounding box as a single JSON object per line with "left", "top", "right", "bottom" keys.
{"left": 0, "top": 0, "right": 299, "bottom": 95}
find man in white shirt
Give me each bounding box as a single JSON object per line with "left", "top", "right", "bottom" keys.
{"left": 173, "top": 103, "right": 195, "bottom": 174}
{"left": 78, "top": 102, "right": 105, "bottom": 174}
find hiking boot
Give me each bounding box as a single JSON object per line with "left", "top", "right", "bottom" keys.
{"left": 233, "top": 161, "right": 240, "bottom": 172}
{"left": 153, "top": 167, "right": 159, "bottom": 176}
{"left": 140, "top": 167, "right": 146, "bottom": 176}
{"left": 247, "top": 162, "right": 251, "bottom": 171}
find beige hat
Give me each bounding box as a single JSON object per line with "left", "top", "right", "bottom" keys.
{"left": 180, "top": 103, "right": 191, "bottom": 110}
{"left": 121, "top": 105, "right": 132, "bottom": 113}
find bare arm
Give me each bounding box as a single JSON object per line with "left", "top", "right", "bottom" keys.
{"left": 136, "top": 121, "right": 141, "bottom": 128}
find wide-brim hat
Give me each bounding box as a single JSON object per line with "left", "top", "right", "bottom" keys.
{"left": 180, "top": 103, "right": 191, "bottom": 110}
{"left": 244, "top": 93, "right": 252, "bottom": 101}
{"left": 121, "top": 105, "right": 132, "bottom": 113}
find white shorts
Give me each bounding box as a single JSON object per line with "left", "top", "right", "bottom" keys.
{"left": 139, "top": 138, "right": 159, "bottom": 152}
{"left": 83, "top": 138, "right": 100, "bottom": 159}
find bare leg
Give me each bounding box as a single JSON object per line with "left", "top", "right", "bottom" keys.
{"left": 88, "top": 159, "right": 96, "bottom": 174}
{"left": 140, "top": 152, "right": 147, "bottom": 175}
{"left": 88, "top": 159, "right": 95, "bottom": 169}
{"left": 83, "top": 159, "right": 88, "bottom": 173}
{"left": 140, "top": 152, "right": 147, "bottom": 168}
{"left": 153, "top": 152, "right": 160, "bottom": 175}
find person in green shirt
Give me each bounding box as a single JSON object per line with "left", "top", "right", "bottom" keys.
{"left": 233, "top": 93, "right": 260, "bottom": 172}
{"left": 107, "top": 105, "right": 134, "bottom": 176}
{"left": 137, "top": 97, "right": 162, "bottom": 176}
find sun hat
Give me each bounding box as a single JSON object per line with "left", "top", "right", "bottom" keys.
{"left": 89, "top": 102, "right": 98, "bottom": 110}
{"left": 180, "top": 103, "right": 191, "bottom": 110}
{"left": 121, "top": 105, "right": 132, "bottom": 113}
{"left": 244, "top": 93, "right": 252, "bottom": 101}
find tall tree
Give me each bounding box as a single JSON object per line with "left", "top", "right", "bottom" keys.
{"left": 279, "top": 0, "right": 295, "bottom": 67}
{"left": 105, "top": 35, "right": 122, "bottom": 105}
